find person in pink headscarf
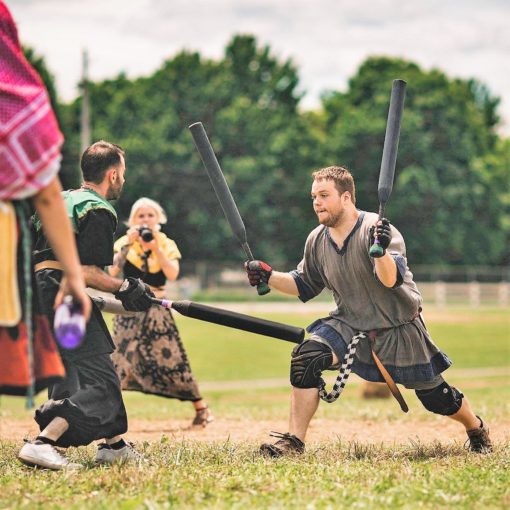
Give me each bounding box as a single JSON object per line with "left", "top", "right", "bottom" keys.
{"left": 0, "top": 2, "right": 90, "bottom": 403}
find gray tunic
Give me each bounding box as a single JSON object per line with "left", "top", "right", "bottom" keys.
{"left": 291, "top": 211, "right": 451, "bottom": 385}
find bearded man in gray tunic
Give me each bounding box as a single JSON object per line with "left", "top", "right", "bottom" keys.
{"left": 245, "top": 166, "right": 492, "bottom": 457}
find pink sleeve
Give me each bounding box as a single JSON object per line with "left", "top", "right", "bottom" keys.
{"left": 0, "top": 3, "right": 63, "bottom": 200}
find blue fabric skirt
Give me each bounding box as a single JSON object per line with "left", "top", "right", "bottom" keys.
{"left": 307, "top": 316, "right": 452, "bottom": 385}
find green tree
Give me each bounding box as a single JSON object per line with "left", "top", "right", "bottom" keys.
{"left": 23, "top": 46, "right": 60, "bottom": 121}
{"left": 22, "top": 46, "right": 83, "bottom": 189}
{"left": 59, "top": 35, "right": 317, "bottom": 267}
{"left": 56, "top": 47, "right": 508, "bottom": 268}
{"left": 321, "top": 57, "right": 507, "bottom": 265}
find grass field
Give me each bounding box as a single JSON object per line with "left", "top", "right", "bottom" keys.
{"left": 0, "top": 307, "right": 509, "bottom": 509}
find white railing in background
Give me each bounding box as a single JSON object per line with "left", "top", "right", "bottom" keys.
{"left": 167, "top": 277, "right": 510, "bottom": 308}
{"left": 418, "top": 282, "right": 509, "bottom": 307}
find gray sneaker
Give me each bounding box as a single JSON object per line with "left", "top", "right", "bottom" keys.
{"left": 18, "top": 441, "right": 82, "bottom": 470}
{"left": 95, "top": 442, "right": 145, "bottom": 465}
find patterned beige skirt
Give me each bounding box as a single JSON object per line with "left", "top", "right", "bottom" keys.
{"left": 111, "top": 306, "right": 202, "bottom": 401}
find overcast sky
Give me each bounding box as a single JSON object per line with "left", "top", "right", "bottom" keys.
{"left": 8, "top": 0, "right": 510, "bottom": 133}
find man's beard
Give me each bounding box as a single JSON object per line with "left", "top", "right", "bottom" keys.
{"left": 317, "top": 208, "right": 344, "bottom": 228}
{"left": 106, "top": 182, "right": 123, "bottom": 200}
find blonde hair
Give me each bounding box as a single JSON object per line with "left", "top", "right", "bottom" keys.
{"left": 128, "top": 197, "right": 168, "bottom": 226}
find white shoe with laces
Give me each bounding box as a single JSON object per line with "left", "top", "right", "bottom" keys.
{"left": 95, "top": 441, "right": 145, "bottom": 465}
{"left": 18, "top": 440, "right": 82, "bottom": 470}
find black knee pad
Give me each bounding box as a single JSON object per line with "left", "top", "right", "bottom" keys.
{"left": 415, "top": 381, "right": 464, "bottom": 416}
{"left": 290, "top": 340, "right": 333, "bottom": 389}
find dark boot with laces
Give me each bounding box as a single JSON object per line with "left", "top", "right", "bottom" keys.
{"left": 260, "top": 432, "right": 305, "bottom": 457}
{"left": 466, "top": 416, "right": 493, "bottom": 453}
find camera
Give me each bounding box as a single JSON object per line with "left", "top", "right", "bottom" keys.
{"left": 138, "top": 224, "right": 154, "bottom": 242}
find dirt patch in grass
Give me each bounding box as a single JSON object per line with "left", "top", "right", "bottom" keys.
{"left": 2, "top": 415, "right": 509, "bottom": 448}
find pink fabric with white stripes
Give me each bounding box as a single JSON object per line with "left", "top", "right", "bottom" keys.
{"left": 0, "top": 1, "right": 63, "bottom": 200}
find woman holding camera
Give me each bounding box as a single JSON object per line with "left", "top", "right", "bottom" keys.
{"left": 109, "top": 197, "right": 213, "bottom": 428}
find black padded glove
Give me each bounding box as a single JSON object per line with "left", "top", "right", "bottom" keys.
{"left": 244, "top": 260, "right": 273, "bottom": 287}
{"left": 369, "top": 218, "right": 392, "bottom": 257}
{"left": 114, "top": 277, "right": 155, "bottom": 312}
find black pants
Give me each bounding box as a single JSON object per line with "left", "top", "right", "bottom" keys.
{"left": 35, "top": 353, "right": 128, "bottom": 447}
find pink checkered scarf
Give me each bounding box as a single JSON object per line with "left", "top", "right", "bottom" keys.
{"left": 0, "top": 2, "right": 63, "bottom": 200}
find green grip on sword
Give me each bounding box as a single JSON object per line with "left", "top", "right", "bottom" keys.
{"left": 247, "top": 259, "right": 271, "bottom": 296}
{"left": 369, "top": 241, "right": 384, "bottom": 258}
{"left": 370, "top": 204, "right": 386, "bottom": 258}
{"left": 257, "top": 281, "right": 271, "bottom": 296}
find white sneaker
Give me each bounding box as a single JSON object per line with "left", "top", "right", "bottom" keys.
{"left": 95, "top": 442, "right": 145, "bottom": 465}
{"left": 18, "top": 441, "right": 82, "bottom": 470}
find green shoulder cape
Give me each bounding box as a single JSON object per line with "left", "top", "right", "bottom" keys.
{"left": 34, "top": 188, "right": 117, "bottom": 233}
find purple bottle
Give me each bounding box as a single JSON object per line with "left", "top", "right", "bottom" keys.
{"left": 54, "top": 295, "right": 86, "bottom": 349}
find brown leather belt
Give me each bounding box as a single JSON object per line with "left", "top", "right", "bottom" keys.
{"left": 34, "top": 260, "right": 64, "bottom": 272}
{"left": 368, "top": 330, "right": 409, "bottom": 413}
{"left": 367, "top": 307, "right": 423, "bottom": 413}
{"left": 365, "top": 311, "right": 422, "bottom": 414}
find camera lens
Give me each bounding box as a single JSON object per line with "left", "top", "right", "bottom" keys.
{"left": 139, "top": 226, "right": 153, "bottom": 242}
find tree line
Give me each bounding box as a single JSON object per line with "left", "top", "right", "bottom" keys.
{"left": 27, "top": 35, "right": 510, "bottom": 268}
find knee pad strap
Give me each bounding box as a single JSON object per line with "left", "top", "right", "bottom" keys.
{"left": 290, "top": 340, "right": 333, "bottom": 389}
{"left": 415, "top": 381, "right": 464, "bottom": 416}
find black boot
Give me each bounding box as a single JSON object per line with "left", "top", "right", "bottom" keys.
{"left": 466, "top": 416, "right": 493, "bottom": 453}
{"left": 260, "top": 432, "right": 305, "bottom": 457}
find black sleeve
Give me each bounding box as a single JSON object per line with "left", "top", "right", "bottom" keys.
{"left": 77, "top": 209, "right": 116, "bottom": 267}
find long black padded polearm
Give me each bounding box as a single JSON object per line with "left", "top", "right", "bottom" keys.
{"left": 369, "top": 79, "right": 407, "bottom": 257}
{"left": 189, "top": 122, "right": 270, "bottom": 295}
{"left": 377, "top": 79, "right": 407, "bottom": 207}
{"left": 90, "top": 293, "right": 304, "bottom": 343}
{"left": 166, "top": 300, "right": 303, "bottom": 343}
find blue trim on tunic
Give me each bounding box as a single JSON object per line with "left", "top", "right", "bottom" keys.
{"left": 306, "top": 320, "right": 452, "bottom": 384}
{"left": 373, "top": 253, "right": 406, "bottom": 289}
{"left": 391, "top": 253, "right": 406, "bottom": 288}
{"left": 289, "top": 270, "right": 317, "bottom": 303}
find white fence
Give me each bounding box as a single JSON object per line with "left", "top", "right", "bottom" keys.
{"left": 417, "top": 282, "right": 509, "bottom": 307}
{"left": 168, "top": 274, "right": 510, "bottom": 307}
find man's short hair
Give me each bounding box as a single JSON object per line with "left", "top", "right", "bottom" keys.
{"left": 81, "top": 140, "right": 125, "bottom": 184}
{"left": 312, "top": 166, "right": 356, "bottom": 204}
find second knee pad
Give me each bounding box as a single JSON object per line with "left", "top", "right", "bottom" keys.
{"left": 415, "top": 381, "right": 464, "bottom": 416}
{"left": 290, "top": 340, "right": 333, "bottom": 389}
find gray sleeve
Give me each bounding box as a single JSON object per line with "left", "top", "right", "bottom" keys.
{"left": 372, "top": 225, "right": 407, "bottom": 289}
{"left": 290, "top": 236, "right": 325, "bottom": 302}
